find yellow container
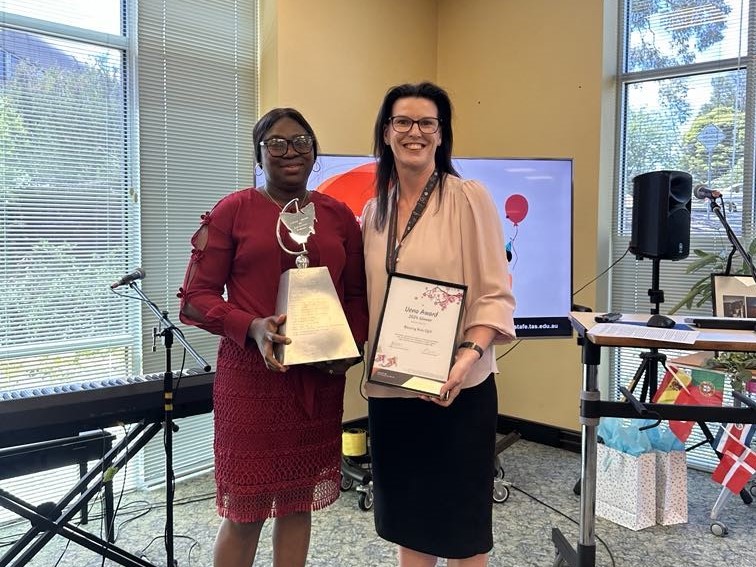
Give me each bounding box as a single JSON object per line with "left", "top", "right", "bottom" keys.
{"left": 342, "top": 428, "right": 367, "bottom": 457}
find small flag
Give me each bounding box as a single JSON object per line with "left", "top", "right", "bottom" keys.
{"left": 714, "top": 423, "right": 755, "bottom": 455}
{"left": 653, "top": 364, "right": 692, "bottom": 405}
{"left": 653, "top": 365, "right": 725, "bottom": 442}
{"left": 675, "top": 367, "right": 725, "bottom": 406}
{"left": 712, "top": 444, "right": 756, "bottom": 494}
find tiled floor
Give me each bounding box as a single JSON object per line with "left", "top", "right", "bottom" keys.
{"left": 0, "top": 439, "right": 754, "bottom": 566}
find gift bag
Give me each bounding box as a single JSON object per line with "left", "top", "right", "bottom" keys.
{"left": 654, "top": 450, "right": 688, "bottom": 525}
{"left": 598, "top": 417, "right": 654, "bottom": 456}
{"left": 595, "top": 443, "right": 656, "bottom": 530}
{"left": 646, "top": 424, "right": 688, "bottom": 525}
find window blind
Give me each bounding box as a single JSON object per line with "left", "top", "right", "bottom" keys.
{"left": 612, "top": 0, "right": 753, "bottom": 471}
{"left": 137, "top": 0, "right": 258, "bottom": 484}
{"left": 0, "top": 0, "right": 138, "bottom": 524}
{"left": 0, "top": 0, "right": 259, "bottom": 527}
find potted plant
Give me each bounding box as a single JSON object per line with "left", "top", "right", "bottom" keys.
{"left": 668, "top": 237, "right": 756, "bottom": 315}
{"left": 668, "top": 237, "right": 756, "bottom": 394}
{"left": 702, "top": 352, "right": 756, "bottom": 394}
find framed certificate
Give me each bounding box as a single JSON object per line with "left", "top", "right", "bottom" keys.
{"left": 368, "top": 273, "right": 467, "bottom": 398}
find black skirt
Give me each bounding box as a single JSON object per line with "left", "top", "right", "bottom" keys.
{"left": 368, "top": 374, "right": 498, "bottom": 559}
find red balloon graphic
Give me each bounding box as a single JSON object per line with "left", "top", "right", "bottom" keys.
{"left": 316, "top": 162, "right": 377, "bottom": 217}
{"left": 505, "top": 194, "right": 528, "bottom": 226}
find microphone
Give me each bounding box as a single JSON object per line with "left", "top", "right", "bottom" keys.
{"left": 110, "top": 267, "right": 146, "bottom": 289}
{"left": 693, "top": 184, "right": 721, "bottom": 200}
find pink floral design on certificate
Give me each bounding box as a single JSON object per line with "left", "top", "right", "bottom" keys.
{"left": 374, "top": 352, "right": 398, "bottom": 368}
{"left": 419, "top": 285, "right": 464, "bottom": 310}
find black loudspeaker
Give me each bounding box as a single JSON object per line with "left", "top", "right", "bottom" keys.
{"left": 629, "top": 170, "right": 692, "bottom": 261}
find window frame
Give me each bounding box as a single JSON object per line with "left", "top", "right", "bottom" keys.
{"left": 610, "top": 0, "right": 756, "bottom": 471}
{"left": 0, "top": 0, "right": 142, "bottom": 524}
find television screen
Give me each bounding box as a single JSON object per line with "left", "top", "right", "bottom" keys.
{"left": 256, "top": 155, "right": 573, "bottom": 338}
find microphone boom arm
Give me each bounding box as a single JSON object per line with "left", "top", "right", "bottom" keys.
{"left": 128, "top": 281, "right": 211, "bottom": 371}
{"left": 709, "top": 198, "right": 756, "bottom": 282}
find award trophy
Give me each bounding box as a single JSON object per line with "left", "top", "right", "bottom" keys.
{"left": 273, "top": 197, "right": 359, "bottom": 365}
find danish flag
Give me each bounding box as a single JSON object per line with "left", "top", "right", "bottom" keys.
{"left": 711, "top": 429, "right": 756, "bottom": 494}
{"left": 713, "top": 423, "right": 755, "bottom": 454}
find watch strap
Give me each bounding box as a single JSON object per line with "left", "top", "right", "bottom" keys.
{"left": 458, "top": 341, "right": 484, "bottom": 359}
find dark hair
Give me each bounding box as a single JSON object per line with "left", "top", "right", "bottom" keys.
{"left": 253, "top": 107, "right": 319, "bottom": 164}
{"left": 371, "top": 82, "right": 459, "bottom": 230}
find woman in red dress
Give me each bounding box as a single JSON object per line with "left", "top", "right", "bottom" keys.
{"left": 178, "top": 108, "right": 368, "bottom": 567}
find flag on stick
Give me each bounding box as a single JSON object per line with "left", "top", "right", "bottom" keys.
{"left": 653, "top": 365, "right": 724, "bottom": 442}
{"left": 713, "top": 423, "right": 755, "bottom": 455}
{"left": 712, "top": 445, "right": 756, "bottom": 494}
{"left": 653, "top": 364, "right": 693, "bottom": 404}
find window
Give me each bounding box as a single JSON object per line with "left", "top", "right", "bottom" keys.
{"left": 0, "top": 0, "right": 136, "bottom": 522}
{"left": 0, "top": 6, "right": 137, "bottom": 411}
{"left": 1, "top": 0, "right": 258, "bottom": 522}
{"left": 611, "top": 0, "right": 752, "bottom": 470}
{"left": 137, "top": 0, "right": 258, "bottom": 485}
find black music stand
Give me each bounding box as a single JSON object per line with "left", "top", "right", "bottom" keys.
{"left": 571, "top": 254, "right": 754, "bottom": 501}
{"left": 608, "top": 256, "right": 752, "bottom": 505}
{"left": 552, "top": 314, "right": 756, "bottom": 567}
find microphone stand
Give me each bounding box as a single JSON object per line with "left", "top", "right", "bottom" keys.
{"left": 127, "top": 282, "right": 210, "bottom": 567}
{"left": 704, "top": 195, "right": 756, "bottom": 506}
{"left": 708, "top": 196, "right": 756, "bottom": 282}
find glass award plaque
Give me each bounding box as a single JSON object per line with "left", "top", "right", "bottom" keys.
{"left": 272, "top": 196, "right": 359, "bottom": 365}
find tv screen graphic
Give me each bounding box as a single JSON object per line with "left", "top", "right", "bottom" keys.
{"left": 256, "top": 155, "right": 573, "bottom": 338}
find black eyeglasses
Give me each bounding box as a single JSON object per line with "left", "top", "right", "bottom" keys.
{"left": 387, "top": 116, "right": 441, "bottom": 134}
{"left": 260, "top": 135, "right": 314, "bottom": 157}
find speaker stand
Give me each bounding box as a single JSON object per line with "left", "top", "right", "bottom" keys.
{"left": 628, "top": 257, "right": 665, "bottom": 399}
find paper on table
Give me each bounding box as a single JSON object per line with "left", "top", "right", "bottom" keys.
{"left": 588, "top": 323, "right": 699, "bottom": 344}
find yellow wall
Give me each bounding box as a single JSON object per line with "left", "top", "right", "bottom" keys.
{"left": 260, "top": 0, "right": 605, "bottom": 429}
{"left": 260, "top": 0, "right": 438, "bottom": 155}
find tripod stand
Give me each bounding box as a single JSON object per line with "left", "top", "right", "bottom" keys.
{"left": 570, "top": 259, "right": 667, "bottom": 496}
{"left": 623, "top": 258, "right": 666, "bottom": 402}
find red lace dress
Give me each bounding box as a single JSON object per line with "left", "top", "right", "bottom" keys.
{"left": 178, "top": 188, "right": 368, "bottom": 522}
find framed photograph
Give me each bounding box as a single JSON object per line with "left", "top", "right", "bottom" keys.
{"left": 367, "top": 273, "right": 467, "bottom": 398}
{"left": 711, "top": 274, "right": 756, "bottom": 318}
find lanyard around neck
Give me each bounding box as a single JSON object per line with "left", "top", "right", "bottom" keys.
{"left": 385, "top": 170, "right": 439, "bottom": 274}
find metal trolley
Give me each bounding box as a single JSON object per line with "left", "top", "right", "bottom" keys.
{"left": 340, "top": 428, "right": 374, "bottom": 511}
{"left": 493, "top": 431, "right": 521, "bottom": 503}
{"left": 340, "top": 453, "right": 374, "bottom": 511}
{"left": 340, "top": 430, "right": 521, "bottom": 511}
{"left": 708, "top": 391, "right": 756, "bottom": 537}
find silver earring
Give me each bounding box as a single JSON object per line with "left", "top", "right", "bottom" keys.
{"left": 255, "top": 163, "right": 263, "bottom": 174}
{"left": 313, "top": 160, "right": 321, "bottom": 172}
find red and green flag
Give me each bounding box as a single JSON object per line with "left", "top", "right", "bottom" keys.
{"left": 653, "top": 364, "right": 725, "bottom": 442}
